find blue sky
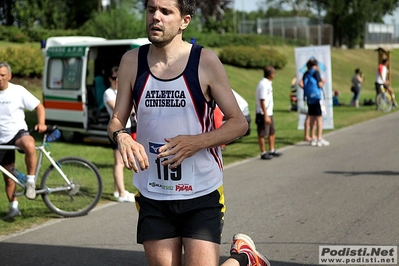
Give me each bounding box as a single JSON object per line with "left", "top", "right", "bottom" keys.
{"left": 233, "top": 0, "right": 398, "bottom": 24}
{"left": 384, "top": 9, "right": 399, "bottom": 24}
{"left": 234, "top": 0, "right": 258, "bottom": 12}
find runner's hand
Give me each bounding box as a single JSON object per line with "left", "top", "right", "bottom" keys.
{"left": 117, "top": 134, "right": 149, "bottom": 172}
{"left": 158, "top": 135, "right": 200, "bottom": 169}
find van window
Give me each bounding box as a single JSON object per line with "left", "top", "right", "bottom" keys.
{"left": 47, "top": 58, "right": 83, "bottom": 90}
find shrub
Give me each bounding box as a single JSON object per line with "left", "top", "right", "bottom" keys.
{"left": 78, "top": 8, "right": 146, "bottom": 39}
{"left": 218, "top": 46, "right": 287, "bottom": 69}
{"left": 0, "top": 46, "right": 44, "bottom": 77}
{"left": 0, "top": 26, "right": 29, "bottom": 43}
{"left": 25, "top": 28, "right": 79, "bottom": 42}
{"left": 184, "top": 33, "right": 306, "bottom": 48}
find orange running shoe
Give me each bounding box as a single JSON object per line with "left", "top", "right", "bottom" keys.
{"left": 230, "top": 233, "right": 271, "bottom": 266}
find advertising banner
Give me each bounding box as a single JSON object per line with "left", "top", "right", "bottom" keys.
{"left": 295, "top": 45, "right": 334, "bottom": 129}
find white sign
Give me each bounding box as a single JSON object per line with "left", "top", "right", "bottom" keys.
{"left": 295, "top": 45, "right": 334, "bottom": 130}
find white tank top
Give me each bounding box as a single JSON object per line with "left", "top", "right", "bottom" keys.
{"left": 132, "top": 44, "right": 223, "bottom": 200}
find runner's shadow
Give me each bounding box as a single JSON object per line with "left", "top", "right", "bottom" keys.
{"left": 0, "top": 243, "right": 147, "bottom": 266}
{"left": 0, "top": 243, "right": 322, "bottom": 266}
{"left": 222, "top": 256, "right": 322, "bottom": 266}
{"left": 325, "top": 170, "right": 399, "bottom": 177}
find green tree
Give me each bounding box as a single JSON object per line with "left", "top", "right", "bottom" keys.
{"left": 194, "top": 0, "right": 234, "bottom": 33}
{"left": 259, "top": 0, "right": 399, "bottom": 48}
{"left": 64, "top": 0, "right": 98, "bottom": 29}
{"left": 316, "top": 0, "right": 399, "bottom": 47}
{"left": 79, "top": 7, "right": 146, "bottom": 39}
{"left": 257, "top": 0, "right": 312, "bottom": 16}
{"left": 5, "top": 0, "right": 96, "bottom": 29}
{"left": 0, "top": 0, "right": 17, "bottom": 26}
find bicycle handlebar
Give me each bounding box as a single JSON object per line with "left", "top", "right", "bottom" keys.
{"left": 30, "top": 125, "right": 61, "bottom": 143}
{"left": 43, "top": 125, "right": 61, "bottom": 142}
{"left": 30, "top": 124, "right": 57, "bottom": 134}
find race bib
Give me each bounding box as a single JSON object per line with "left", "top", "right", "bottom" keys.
{"left": 147, "top": 141, "right": 195, "bottom": 195}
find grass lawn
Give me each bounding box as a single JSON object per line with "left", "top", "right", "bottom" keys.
{"left": 0, "top": 42, "right": 398, "bottom": 236}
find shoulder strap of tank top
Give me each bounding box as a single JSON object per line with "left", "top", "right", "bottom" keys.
{"left": 186, "top": 44, "right": 203, "bottom": 71}
{"left": 137, "top": 44, "right": 150, "bottom": 77}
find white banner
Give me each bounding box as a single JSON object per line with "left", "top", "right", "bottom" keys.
{"left": 294, "top": 45, "right": 334, "bottom": 129}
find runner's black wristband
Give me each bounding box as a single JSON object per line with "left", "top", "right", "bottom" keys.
{"left": 112, "top": 128, "right": 129, "bottom": 144}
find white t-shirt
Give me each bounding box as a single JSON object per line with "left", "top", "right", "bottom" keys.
{"left": 103, "top": 87, "right": 131, "bottom": 128}
{"left": 255, "top": 77, "right": 274, "bottom": 116}
{"left": 0, "top": 83, "right": 40, "bottom": 144}
{"left": 376, "top": 64, "right": 387, "bottom": 84}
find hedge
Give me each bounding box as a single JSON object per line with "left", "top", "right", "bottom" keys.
{"left": 219, "top": 46, "right": 287, "bottom": 69}
{"left": 0, "top": 46, "right": 44, "bottom": 77}
{"left": 0, "top": 26, "right": 292, "bottom": 77}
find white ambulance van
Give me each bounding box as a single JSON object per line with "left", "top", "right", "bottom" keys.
{"left": 42, "top": 36, "right": 251, "bottom": 142}
{"left": 41, "top": 36, "right": 150, "bottom": 142}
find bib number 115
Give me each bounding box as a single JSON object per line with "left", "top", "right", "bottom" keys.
{"left": 155, "top": 158, "right": 182, "bottom": 181}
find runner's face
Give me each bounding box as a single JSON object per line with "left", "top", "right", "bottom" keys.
{"left": 0, "top": 66, "right": 11, "bottom": 91}
{"left": 146, "top": 0, "right": 189, "bottom": 46}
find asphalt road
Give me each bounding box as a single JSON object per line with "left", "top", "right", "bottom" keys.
{"left": 1, "top": 111, "right": 398, "bottom": 266}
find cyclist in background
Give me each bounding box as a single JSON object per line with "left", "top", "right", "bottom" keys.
{"left": 0, "top": 61, "right": 47, "bottom": 220}
{"left": 375, "top": 58, "right": 398, "bottom": 107}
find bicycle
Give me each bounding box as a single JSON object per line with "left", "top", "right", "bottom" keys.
{"left": 376, "top": 85, "right": 394, "bottom": 113}
{"left": 0, "top": 126, "right": 103, "bottom": 217}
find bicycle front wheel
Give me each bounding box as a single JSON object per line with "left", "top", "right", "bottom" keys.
{"left": 376, "top": 92, "right": 393, "bottom": 113}
{"left": 41, "top": 157, "right": 103, "bottom": 217}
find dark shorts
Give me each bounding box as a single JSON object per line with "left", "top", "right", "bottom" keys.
{"left": 0, "top": 130, "right": 30, "bottom": 166}
{"left": 307, "top": 101, "right": 322, "bottom": 116}
{"left": 108, "top": 128, "right": 131, "bottom": 150}
{"left": 256, "top": 114, "right": 275, "bottom": 137}
{"left": 135, "top": 186, "right": 225, "bottom": 244}
{"left": 375, "top": 82, "right": 388, "bottom": 94}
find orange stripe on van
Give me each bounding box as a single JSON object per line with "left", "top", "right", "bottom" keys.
{"left": 44, "top": 100, "right": 84, "bottom": 111}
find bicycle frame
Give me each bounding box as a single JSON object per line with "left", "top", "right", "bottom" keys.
{"left": 376, "top": 84, "right": 394, "bottom": 113}
{"left": 0, "top": 133, "right": 73, "bottom": 196}
{"left": 380, "top": 86, "right": 388, "bottom": 94}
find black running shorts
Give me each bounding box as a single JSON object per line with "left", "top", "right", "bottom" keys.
{"left": 307, "top": 101, "right": 322, "bottom": 116}
{"left": 135, "top": 186, "right": 225, "bottom": 244}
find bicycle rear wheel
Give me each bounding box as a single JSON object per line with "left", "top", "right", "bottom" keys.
{"left": 376, "top": 92, "right": 393, "bottom": 113}
{"left": 41, "top": 157, "right": 103, "bottom": 217}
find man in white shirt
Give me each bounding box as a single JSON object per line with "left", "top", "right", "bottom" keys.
{"left": 0, "top": 61, "right": 46, "bottom": 220}
{"left": 255, "top": 66, "right": 283, "bottom": 160}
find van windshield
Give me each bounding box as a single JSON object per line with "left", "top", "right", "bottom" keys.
{"left": 47, "top": 58, "right": 83, "bottom": 90}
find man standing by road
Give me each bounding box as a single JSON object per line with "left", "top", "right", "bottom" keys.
{"left": 255, "top": 66, "right": 282, "bottom": 160}
{"left": 0, "top": 61, "right": 47, "bottom": 220}
{"left": 107, "top": 0, "right": 271, "bottom": 265}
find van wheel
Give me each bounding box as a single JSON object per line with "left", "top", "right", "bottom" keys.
{"left": 243, "top": 120, "right": 251, "bottom": 136}
{"left": 244, "top": 126, "right": 251, "bottom": 136}
{"left": 60, "top": 131, "right": 82, "bottom": 142}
